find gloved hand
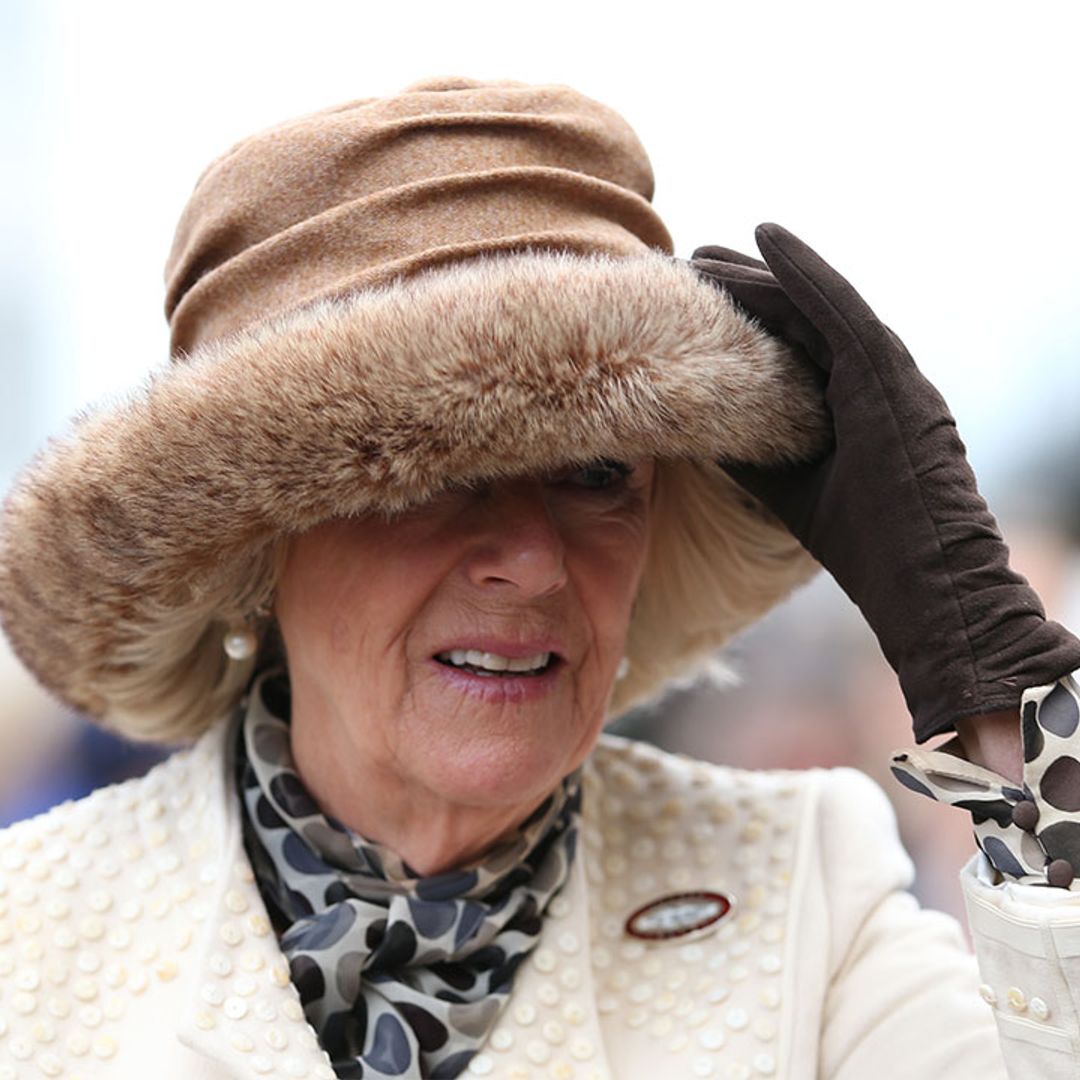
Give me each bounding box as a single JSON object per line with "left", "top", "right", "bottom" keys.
{"left": 690, "top": 224, "right": 1080, "bottom": 743}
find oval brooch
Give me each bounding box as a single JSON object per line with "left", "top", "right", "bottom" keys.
{"left": 624, "top": 890, "right": 734, "bottom": 943}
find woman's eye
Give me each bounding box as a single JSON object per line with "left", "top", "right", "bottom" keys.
{"left": 564, "top": 460, "right": 633, "bottom": 490}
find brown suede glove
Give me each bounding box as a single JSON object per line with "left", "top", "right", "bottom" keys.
{"left": 691, "top": 224, "right": 1080, "bottom": 743}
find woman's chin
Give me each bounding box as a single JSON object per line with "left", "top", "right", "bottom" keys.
{"left": 397, "top": 661, "right": 608, "bottom": 807}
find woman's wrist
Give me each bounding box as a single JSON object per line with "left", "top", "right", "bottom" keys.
{"left": 955, "top": 709, "right": 1023, "bottom": 786}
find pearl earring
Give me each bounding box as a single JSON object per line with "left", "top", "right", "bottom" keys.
{"left": 616, "top": 657, "right": 631, "bottom": 682}
{"left": 223, "top": 621, "right": 258, "bottom": 661}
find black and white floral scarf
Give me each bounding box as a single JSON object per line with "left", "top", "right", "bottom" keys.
{"left": 236, "top": 669, "right": 581, "bottom": 1079}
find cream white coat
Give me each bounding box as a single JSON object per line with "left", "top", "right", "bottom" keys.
{"left": 0, "top": 716, "right": 1077, "bottom": 1080}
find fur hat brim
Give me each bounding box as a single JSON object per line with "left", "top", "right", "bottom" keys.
{"left": 0, "top": 247, "right": 828, "bottom": 740}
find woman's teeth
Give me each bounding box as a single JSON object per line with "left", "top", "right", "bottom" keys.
{"left": 436, "top": 649, "right": 552, "bottom": 675}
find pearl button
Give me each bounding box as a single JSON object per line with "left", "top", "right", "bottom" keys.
{"left": 1007, "top": 987, "right": 1027, "bottom": 1012}
{"left": 490, "top": 1028, "right": 514, "bottom": 1051}
{"left": 266, "top": 1027, "right": 288, "bottom": 1050}
{"left": 692, "top": 1058, "right": 715, "bottom": 1077}
{"left": 87, "top": 890, "right": 112, "bottom": 913}
{"left": 726, "top": 1008, "right": 749, "bottom": 1030}
{"left": 158, "top": 852, "right": 181, "bottom": 875}
{"left": 76, "top": 951, "right": 102, "bottom": 975}
{"left": 686, "top": 1007, "right": 710, "bottom": 1029}
{"left": 542, "top": 1020, "right": 565, "bottom": 1044}
{"left": 30, "top": 1018, "right": 56, "bottom": 1043}
{"left": 210, "top": 953, "right": 233, "bottom": 977}
{"left": 978, "top": 984, "right": 997, "bottom": 1006}
{"left": 224, "top": 996, "right": 249, "bottom": 1019}
{"left": 36, "top": 1056, "right": 65, "bottom": 1080}
{"left": 77, "top": 917, "right": 104, "bottom": 942}
{"left": 753, "top": 1053, "right": 777, "bottom": 1075}
{"left": 52, "top": 924, "right": 77, "bottom": 950}
{"left": 66, "top": 1030, "right": 90, "bottom": 1056}
{"left": 1031, "top": 997, "right": 1051, "bottom": 1021}
{"left": 513, "top": 1002, "right": 537, "bottom": 1026}
{"left": 230, "top": 1032, "right": 255, "bottom": 1053}
{"left": 219, "top": 923, "right": 244, "bottom": 947}
{"left": 78, "top": 1006, "right": 103, "bottom": 1028}
{"left": 525, "top": 1038, "right": 551, "bottom": 1064}
{"left": 12, "top": 991, "right": 37, "bottom": 1015}
{"left": 282, "top": 999, "right": 304, "bottom": 1022}
{"left": 468, "top": 1054, "right": 494, "bottom": 1075}
{"left": 225, "top": 890, "right": 249, "bottom": 914}
{"left": 248, "top": 914, "right": 272, "bottom": 937}
{"left": 92, "top": 1034, "right": 118, "bottom": 1059}
{"left": 549, "top": 896, "right": 571, "bottom": 918}
{"left": 753, "top": 1017, "right": 777, "bottom": 1042}
{"left": 8, "top": 1038, "right": 33, "bottom": 1061}
{"left": 538, "top": 982, "right": 560, "bottom": 1007}
{"left": 119, "top": 900, "right": 142, "bottom": 922}
{"left": 533, "top": 948, "right": 557, "bottom": 973}
{"left": 254, "top": 1001, "right": 278, "bottom": 1023}
{"left": 699, "top": 1027, "right": 726, "bottom": 1050}
{"left": 240, "top": 950, "right": 265, "bottom": 973}
{"left": 155, "top": 959, "right": 179, "bottom": 982}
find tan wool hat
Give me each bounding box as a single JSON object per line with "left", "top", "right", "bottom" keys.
{"left": 0, "top": 76, "right": 828, "bottom": 743}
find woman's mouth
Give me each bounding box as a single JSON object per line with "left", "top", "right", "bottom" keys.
{"left": 434, "top": 649, "right": 556, "bottom": 677}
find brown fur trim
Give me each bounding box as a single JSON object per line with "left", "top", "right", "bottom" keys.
{"left": 0, "top": 247, "right": 828, "bottom": 739}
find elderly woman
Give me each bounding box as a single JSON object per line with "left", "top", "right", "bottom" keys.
{"left": 1, "top": 76, "right": 1079, "bottom": 1080}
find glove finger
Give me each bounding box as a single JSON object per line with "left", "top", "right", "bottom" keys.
{"left": 753, "top": 223, "right": 894, "bottom": 355}
{"left": 701, "top": 269, "right": 832, "bottom": 368}
{"left": 691, "top": 244, "right": 768, "bottom": 271}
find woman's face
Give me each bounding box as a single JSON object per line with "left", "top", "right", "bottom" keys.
{"left": 274, "top": 459, "right": 655, "bottom": 815}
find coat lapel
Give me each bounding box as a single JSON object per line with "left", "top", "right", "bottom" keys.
{"left": 175, "top": 714, "right": 335, "bottom": 1079}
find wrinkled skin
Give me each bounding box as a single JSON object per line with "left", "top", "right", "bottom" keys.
{"left": 274, "top": 460, "right": 655, "bottom": 874}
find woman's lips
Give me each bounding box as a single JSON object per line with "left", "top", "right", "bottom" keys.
{"left": 427, "top": 654, "right": 563, "bottom": 704}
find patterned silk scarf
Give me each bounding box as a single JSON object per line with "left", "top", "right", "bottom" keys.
{"left": 236, "top": 669, "right": 582, "bottom": 1079}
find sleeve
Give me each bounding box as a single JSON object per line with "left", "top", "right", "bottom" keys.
{"left": 960, "top": 851, "right": 1080, "bottom": 1078}
{"left": 891, "top": 670, "right": 1080, "bottom": 889}
{"left": 813, "top": 768, "right": 1009, "bottom": 1080}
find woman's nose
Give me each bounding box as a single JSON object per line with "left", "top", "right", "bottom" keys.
{"left": 463, "top": 484, "right": 568, "bottom": 598}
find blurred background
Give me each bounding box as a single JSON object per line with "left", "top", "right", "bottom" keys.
{"left": 3, "top": 0, "right": 1079, "bottom": 927}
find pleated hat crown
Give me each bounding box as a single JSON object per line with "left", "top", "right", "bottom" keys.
{"left": 0, "top": 76, "right": 828, "bottom": 742}
{"left": 165, "top": 75, "right": 673, "bottom": 357}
